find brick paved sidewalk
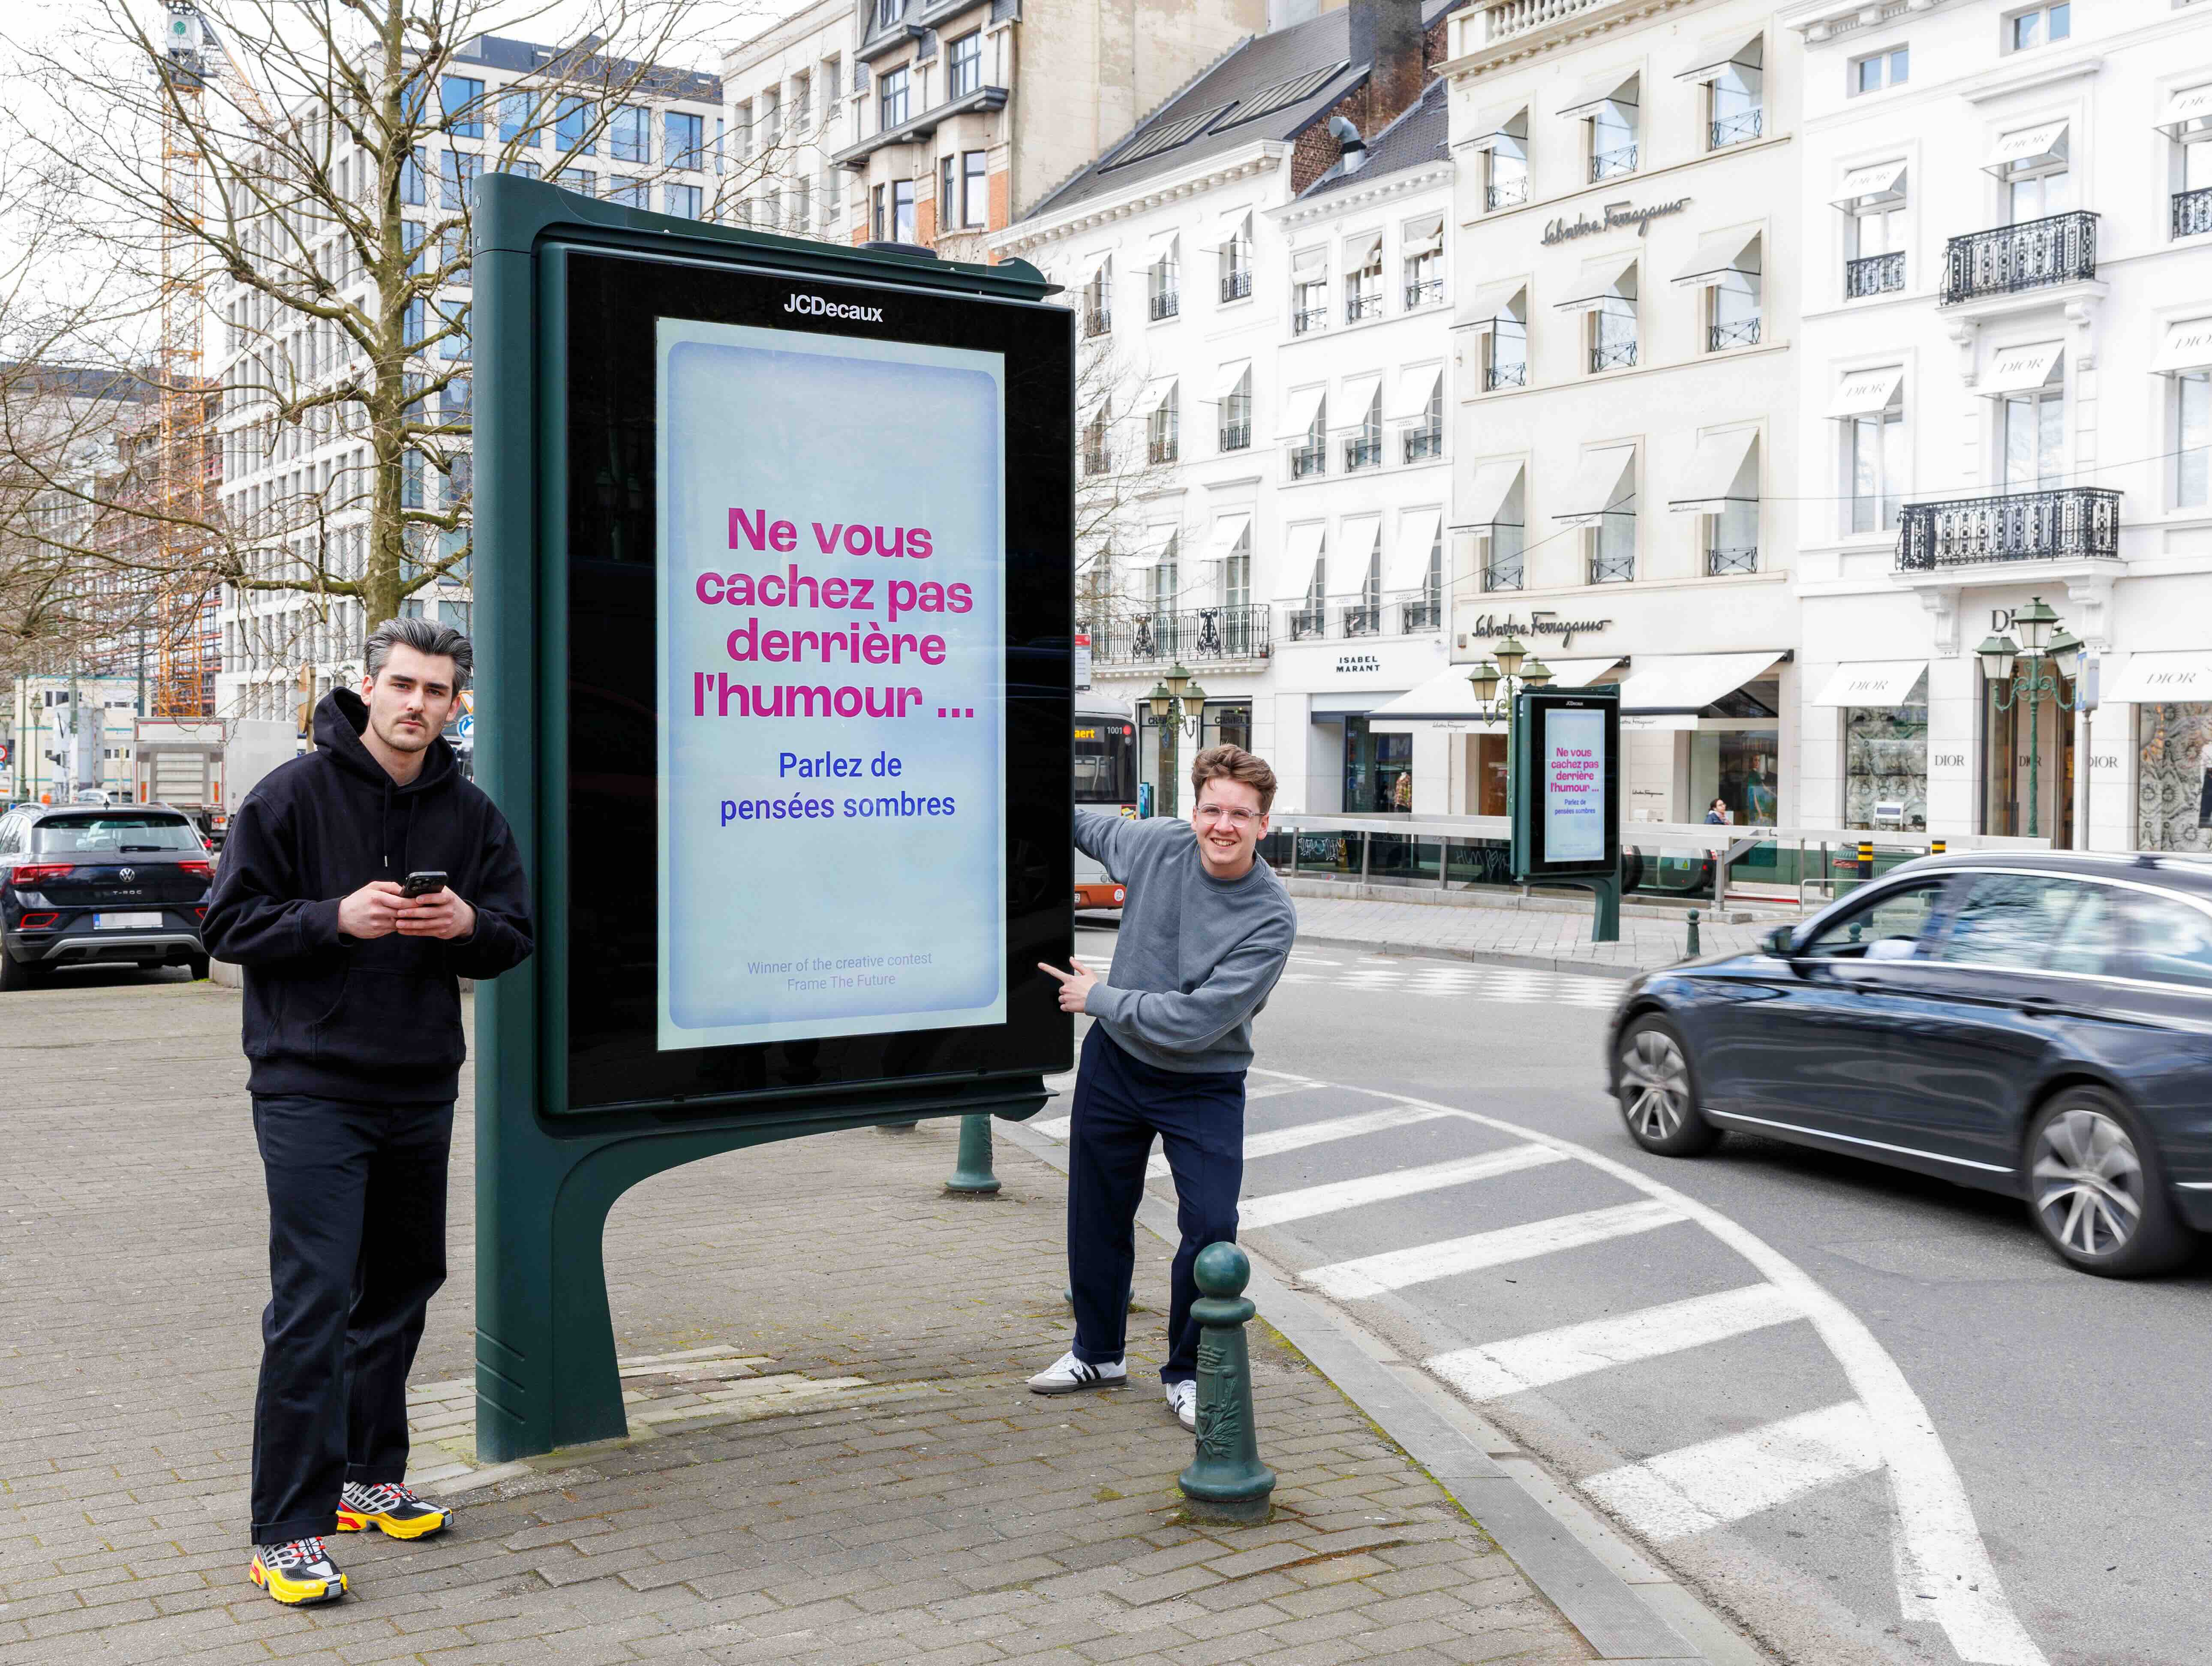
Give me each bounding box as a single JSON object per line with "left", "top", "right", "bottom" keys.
{"left": 1288, "top": 893, "right": 1776, "bottom": 975}
{"left": 1, "top": 976, "right": 1597, "bottom": 1666}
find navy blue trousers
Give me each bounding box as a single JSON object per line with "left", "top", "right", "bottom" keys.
{"left": 249, "top": 1094, "right": 453, "bottom": 1545}
{"left": 1067, "top": 1026, "right": 1244, "bottom": 1383}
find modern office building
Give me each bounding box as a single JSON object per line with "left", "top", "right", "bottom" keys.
{"left": 1782, "top": 0, "right": 2212, "bottom": 850}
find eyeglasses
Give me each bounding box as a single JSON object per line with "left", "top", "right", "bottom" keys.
{"left": 1195, "top": 805, "right": 1260, "bottom": 827}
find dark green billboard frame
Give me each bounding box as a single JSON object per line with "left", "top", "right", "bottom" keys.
{"left": 1508, "top": 685, "right": 1622, "bottom": 942}
{"left": 472, "top": 175, "right": 1060, "bottom": 1462}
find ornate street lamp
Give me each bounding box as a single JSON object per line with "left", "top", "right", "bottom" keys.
{"left": 1146, "top": 668, "right": 1207, "bottom": 816}
{"left": 1976, "top": 596, "right": 2088, "bottom": 839}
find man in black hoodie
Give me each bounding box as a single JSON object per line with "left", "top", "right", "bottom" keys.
{"left": 204, "top": 616, "right": 532, "bottom": 1607}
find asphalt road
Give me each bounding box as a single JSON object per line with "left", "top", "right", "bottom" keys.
{"left": 1061, "top": 924, "right": 2212, "bottom": 1666}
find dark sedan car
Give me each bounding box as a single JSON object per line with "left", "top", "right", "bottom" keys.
{"left": 0, "top": 803, "right": 214, "bottom": 989}
{"left": 1608, "top": 851, "right": 2212, "bottom": 1277}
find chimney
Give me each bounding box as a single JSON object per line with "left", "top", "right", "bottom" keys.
{"left": 1349, "top": 0, "right": 1426, "bottom": 129}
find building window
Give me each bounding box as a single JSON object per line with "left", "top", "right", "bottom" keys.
{"left": 760, "top": 89, "right": 782, "bottom": 145}
{"left": 1148, "top": 388, "right": 1178, "bottom": 465}
{"left": 2001, "top": 379, "right": 2065, "bottom": 490}
{"left": 1344, "top": 383, "right": 1381, "bottom": 471}
{"left": 499, "top": 92, "right": 537, "bottom": 146}
{"left": 1848, "top": 404, "right": 1905, "bottom": 533}
{"left": 733, "top": 101, "right": 752, "bottom": 157}
{"left": 875, "top": 0, "right": 906, "bottom": 28}
{"left": 2004, "top": 147, "right": 2071, "bottom": 222}
{"left": 1851, "top": 46, "right": 1909, "bottom": 94}
{"left": 1588, "top": 84, "right": 1638, "bottom": 181}
{"left": 665, "top": 183, "right": 701, "bottom": 219}
{"left": 556, "top": 167, "right": 595, "bottom": 197}
{"left": 1152, "top": 537, "right": 1179, "bottom": 629}
{"left": 611, "top": 105, "right": 649, "bottom": 162}
{"left": 1484, "top": 128, "right": 1529, "bottom": 210}
{"left": 1709, "top": 273, "right": 1761, "bottom": 351}
{"left": 872, "top": 183, "right": 885, "bottom": 239}
{"left": 1220, "top": 368, "right": 1251, "bottom": 451}
{"left": 1403, "top": 376, "right": 1443, "bottom": 461}
{"left": 1082, "top": 402, "right": 1110, "bottom": 475}
{"left": 1707, "top": 47, "right": 1762, "bottom": 149}
{"left": 2175, "top": 113, "right": 2212, "bottom": 238}
{"left": 1223, "top": 529, "right": 1252, "bottom": 616}
{"left": 1845, "top": 174, "right": 1908, "bottom": 296}
{"left": 1344, "top": 235, "right": 1383, "bottom": 321}
{"left": 1486, "top": 308, "right": 1527, "bottom": 390}
{"left": 610, "top": 177, "right": 648, "bottom": 211}
{"left": 2007, "top": 3, "right": 2070, "bottom": 50}
{"left": 1082, "top": 261, "right": 1111, "bottom": 335}
{"left": 400, "top": 146, "right": 425, "bottom": 206}
{"left": 1219, "top": 216, "right": 1253, "bottom": 301}
{"left": 890, "top": 179, "right": 915, "bottom": 242}
{"left": 879, "top": 66, "right": 910, "bottom": 131}
{"left": 939, "top": 154, "right": 956, "bottom": 226}
{"left": 1295, "top": 545, "right": 1327, "bottom": 639}
{"left": 1708, "top": 492, "right": 1759, "bottom": 574}
{"left": 1147, "top": 239, "right": 1179, "bottom": 320}
{"left": 962, "top": 150, "right": 987, "bottom": 228}
{"left": 555, "top": 94, "right": 595, "bottom": 154}
{"left": 2178, "top": 370, "right": 2211, "bottom": 507}
{"left": 1483, "top": 518, "right": 1525, "bottom": 592}
{"left": 442, "top": 76, "right": 484, "bottom": 138}
{"left": 1403, "top": 218, "right": 1444, "bottom": 308}
{"left": 949, "top": 32, "right": 983, "bottom": 98}
{"left": 439, "top": 150, "right": 479, "bottom": 211}
{"left": 661, "top": 111, "right": 700, "bottom": 170}
{"left": 1590, "top": 270, "right": 1637, "bottom": 373}
{"left": 1588, "top": 504, "right": 1634, "bottom": 583}
{"left": 1290, "top": 396, "right": 1327, "bottom": 478}
{"left": 1292, "top": 253, "right": 1328, "bottom": 333}
{"left": 791, "top": 72, "right": 812, "bottom": 131}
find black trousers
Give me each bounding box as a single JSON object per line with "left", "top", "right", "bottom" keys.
{"left": 1066, "top": 1026, "right": 1245, "bottom": 1383}
{"left": 249, "top": 1094, "right": 453, "bottom": 1545}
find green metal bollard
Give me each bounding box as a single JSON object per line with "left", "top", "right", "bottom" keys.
{"left": 1686, "top": 908, "right": 1701, "bottom": 957}
{"left": 945, "top": 1113, "right": 1001, "bottom": 1194}
{"left": 1178, "top": 1242, "right": 1275, "bottom": 1525}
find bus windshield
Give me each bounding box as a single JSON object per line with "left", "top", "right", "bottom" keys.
{"left": 1073, "top": 717, "right": 1137, "bottom": 806}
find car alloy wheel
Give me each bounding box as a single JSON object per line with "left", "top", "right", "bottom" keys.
{"left": 2026, "top": 1091, "right": 2191, "bottom": 1277}
{"left": 1614, "top": 1015, "right": 1719, "bottom": 1157}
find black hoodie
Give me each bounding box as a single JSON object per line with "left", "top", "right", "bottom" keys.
{"left": 203, "top": 689, "right": 533, "bottom": 1102}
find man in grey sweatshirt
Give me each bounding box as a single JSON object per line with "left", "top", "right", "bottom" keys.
{"left": 1031, "top": 744, "right": 1298, "bottom": 1430}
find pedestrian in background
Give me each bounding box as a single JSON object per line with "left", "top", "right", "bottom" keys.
{"left": 1031, "top": 745, "right": 1297, "bottom": 1430}
{"left": 204, "top": 618, "right": 533, "bottom": 1607}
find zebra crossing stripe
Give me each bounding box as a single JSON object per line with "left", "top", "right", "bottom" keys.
{"left": 1239, "top": 1144, "right": 1568, "bottom": 1229}
{"left": 1426, "top": 1284, "right": 1805, "bottom": 1401}
{"left": 1304, "top": 1199, "right": 1686, "bottom": 1299}
{"left": 1033, "top": 1100, "right": 1455, "bottom": 1173}
{"left": 1580, "top": 1400, "right": 1883, "bottom": 1544}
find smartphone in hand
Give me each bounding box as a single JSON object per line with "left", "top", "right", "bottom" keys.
{"left": 401, "top": 870, "right": 450, "bottom": 899}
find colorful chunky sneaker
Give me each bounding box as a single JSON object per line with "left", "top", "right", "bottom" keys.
{"left": 336, "top": 1480, "right": 451, "bottom": 1541}
{"left": 249, "top": 1536, "right": 347, "bottom": 1606}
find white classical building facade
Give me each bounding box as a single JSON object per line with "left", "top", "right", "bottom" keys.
{"left": 1782, "top": 0, "right": 2212, "bottom": 851}
{"left": 1425, "top": 0, "right": 1807, "bottom": 830}
{"left": 722, "top": 0, "right": 853, "bottom": 241}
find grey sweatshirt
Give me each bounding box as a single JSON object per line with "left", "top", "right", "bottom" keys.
{"left": 1073, "top": 809, "right": 1298, "bottom": 1075}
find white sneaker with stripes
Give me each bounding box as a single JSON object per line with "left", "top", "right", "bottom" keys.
{"left": 1026, "top": 1350, "right": 1127, "bottom": 1395}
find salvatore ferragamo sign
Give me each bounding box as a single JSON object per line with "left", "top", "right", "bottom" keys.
{"left": 1541, "top": 197, "right": 1691, "bottom": 244}
{"left": 1463, "top": 610, "right": 1612, "bottom": 650}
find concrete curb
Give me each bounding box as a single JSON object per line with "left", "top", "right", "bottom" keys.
{"left": 1294, "top": 932, "right": 1654, "bottom": 979}
{"left": 1000, "top": 1117, "right": 1772, "bottom": 1666}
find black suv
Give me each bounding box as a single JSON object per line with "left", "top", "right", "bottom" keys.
{"left": 0, "top": 803, "right": 214, "bottom": 989}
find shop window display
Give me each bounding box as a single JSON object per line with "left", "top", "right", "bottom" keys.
{"left": 1845, "top": 677, "right": 1929, "bottom": 830}
{"left": 2137, "top": 703, "right": 2212, "bottom": 853}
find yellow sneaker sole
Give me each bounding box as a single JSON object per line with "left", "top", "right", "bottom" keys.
{"left": 336, "top": 1506, "right": 448, "bottom": 1540}
{"left": 249, "top": 1558, "right": 346, "bottom": 1605}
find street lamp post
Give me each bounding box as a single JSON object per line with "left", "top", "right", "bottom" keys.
{"left": 1145, "top": 661, "right": 1208, "bottom": 818}
{"left": 1975, "top": 595, "right": 2087, "bottom": 841}
{"left": 1464, "top": 635, "right": 1553, "bottom": 821}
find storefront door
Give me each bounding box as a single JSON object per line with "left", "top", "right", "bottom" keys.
{"left": 1344, "top": 715, "right": 1413, "bottom": 813}
{"left": 1981, "top": 676, "right": 2075, "bottom": 843}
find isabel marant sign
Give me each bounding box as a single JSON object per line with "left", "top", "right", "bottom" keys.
{"left": 1542, "top": 197, "right": 1690, "bottom": 244}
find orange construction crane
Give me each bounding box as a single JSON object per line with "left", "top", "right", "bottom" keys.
{"left": 152, "top": 1, "right": 214, "bottom": 717}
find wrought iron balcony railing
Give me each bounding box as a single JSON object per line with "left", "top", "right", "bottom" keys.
{"left": 1289, "top": 442, "right": 1326, "bottom": 478}
{"left": 1292, "top": 304, "right": 1328, "bottom": 335}
{"left": 1081, "top": 444, "right": 1111, "bottom": 476}
{"left": 1343, "top": 435, "right": 1382, "bottom": 471}
{"left": 1147, "top": 436, "right": 1178, "bottom": 465}
{"left": 1896, "top": 486, "right": 2122, "bottom": 570}
{"left": 1591, "top": 145, "right": 1637, "bottom": 182}
{"left": 1485, "top": 362, "right": 1527, "bottom": 391}
{"left": 1487, "top": 177, "right": 1530, "bottom": 211}
{"left": 1845, "top": 251, "right": 1905, "bottom": 298}
{"left": 1591, "top": 340, "right": 1638, "bottom": 373}
{"left": 1148, "top": 289, "right": 1180, "bottom": 321}
{"left": 1093, "top": 603, "right": 1271, "bottom": 666}
{"left": 1588, "top": 550, "right": 1636, "bottom": 583}
{"left": 1708, "top": 318, "right": 1761, "bottom": 352}
{"left": 1709, "top": 108, "right": 1763, "bottom": 149}
{"left": 1400, "top": 596, "right": 1442, "bottom": 633}
{"left": 1288, "top": 606, "right": 1327, "bottom": 641}
{"left": 1342, "top": 602, "right": 1382, "bottom": 637}
{"left": 1940, "top": 211, "right": 2096, "bottom": 305}
{"left": 1346, "top": 291, "right": 1385, "bottom": 322}
{"left": 1218, "top": 422, "right": 1250, "bottom": 452}
{"left": 1084, "top": 307, "right": 1111, "bottom": 337}
{"left": 1707, "top": 545, "right": 1758, "bottom": 576}
{"left": 1220, "top": 268, "right": 1253, "bottom": 302}
{"left": 1403, "top": 425, "right": 1443, "bottom": 463}
{"left": 1404, "top": 278, "right": 1445, "bottom": 310}
{"left": 2175, "top": 185, "right": 2212, "bottom": 241}
{"left": 1483, "top": 560, "right": 1524, "bottom": 592}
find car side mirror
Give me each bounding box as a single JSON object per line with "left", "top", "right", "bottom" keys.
{"left": 1761, "top": 925, "right": 1796, "bottom": 958}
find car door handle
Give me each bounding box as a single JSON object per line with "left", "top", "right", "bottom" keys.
{"left": 2017, "top": 994, "right": 2061, "bottom": 1017}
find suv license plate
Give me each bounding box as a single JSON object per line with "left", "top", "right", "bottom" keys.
{"left": 95, "top": 912, "right": 162, "bottom": 930}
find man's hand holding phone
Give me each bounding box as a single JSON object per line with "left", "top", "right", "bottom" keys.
{"left": 396, "top": 871, "right": 474, "bottom": 941}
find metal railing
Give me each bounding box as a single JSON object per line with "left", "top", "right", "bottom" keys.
{"left": 1400, "top": 596, "right": 1442, "bottom": 632}
{"left": 1707, "top": 545, "right": 1758, "bottom": 576}
{"left": 1092, "top": 603, "right": 1271, "bottom": 667}
{"left": 1895, "top": 486, "right": 2122, "bottom": 570}
{"left": 1709, "top": 108, "right": 1763, "bottom": 149}
{"left": 1218, "top": 422, "right": 1250, "bottom": 451}
{"left": 1081, "top": 443, "right": 1111, "bottom": 476}
{"left": 2175, "top": 185, "right": 2212, "bottom": 240}
{"left": 1220, "top": 268, "right": 1253, "bottom": 301}
{"left": 1288, "top": 606, "right": 1327, "bottom": 641}
{"left": 1708, "top": 318, "right": 1761, "bottom": 351}
{"left": 1346, "top": 291, "right": 1385, "bottom": 322}
{"left": 1292, "top": 304, "right": 1328, "bottom": 335}
{"left": 1591, "top": 145, "right": 1637, "bottom": 181}
{"left": 1940, "top": 211, "right": 2096, "bottom": 305}
{"left": 1845, "top": 251, "right": 1905, "bottom": 298}
{"left": 1487, "top": 177, "right": 1530, "bottom": 211}
{"left": 1485, "top": 362, "right": 1527, "bottom": 390}
{"left": 1405, "top": 278, "right": 1445, "bottom": 310}
{"left": 1403, "top": 424, "right": 1443, "bottom": 463}
{"left": 1147, "top": 436, "right": 1178, "bottom": 465}
{"left": 1343, "top": 434, "right": 1382, "bottom": 471}
{"left": 1342, "top": 601, "right": 1382, "bottom": 637}
{"left": 1591, "top": 340, "right": 1638, "bottom": 372}
{"left": 1148, "top": 289, "right": 1179, "bottom": 321}
{"left": 1289, "top": 442, "right": 1326, "bottom": 478}
{"left": 1084, "top": 307, "right": 1111, "bottom": 337}
{"left": 1483, "top": 559, "right": 1524, "bottom": 592}
{"left": 1589, "top": 549, "right": 1635, "bottom": 583}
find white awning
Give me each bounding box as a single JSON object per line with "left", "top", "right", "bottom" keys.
{"left": 1291, "top": 244, "right": 1328, "bottom": 274}
{"left": 1368, "top": 664, "right": 1508, "bottom": 723}
{"left": 1346, "top": 229, "right": 1383, "bottom": 269}
{"left": 1459, "top": 100, "right": 1527, "bottom": 153}
{"left": 1201, "top": 511, "right": 1251, "bottom": 563}
{"left": 1210, "top": 357, "right": 1251, "bottom": 402}
{"left": 1338, "top": 370, "right": 1382, "bottom": 422}
{"left": 1275, "top": 382, "right": 1327, "bottom": 440}
{"left": 1402, "top": 215, "right": 1445, "bottom": 259}
{"left": 1219, "top": 204, "right": 1254, "bottom": 235}
{"left": 1388, "top": 364, "right": 1441, "bottom": 422}
{"left": 1385, "top": 509, "right": 1442, "bottom": 590}
{"left": 1085, "top": 249, "right": 1112, "bottom": 282}
{"left": 1460, "top": 459, "right": 1525, "bottom": 527}
{"left": 2150, "top": 317, "right": 2212, "bottom": 376}
{"left": 1980, "top": 340, "right": 2064, "bottom": 396}
{"left": 2157, "top": 83, "right": 2212, "bottom": 138}
{"left": 1135, "top": 374, "right": 1177, "bottom": 418}
{"left": 2104, "top": 650, "right": 2212, "bottom": 704}
{"left": 1617, "top": 650, "right": 1784, "bottom": 715}
{"left": 1828, "top": 364, "right": 1905, "bottom": 418}
{"left": 1455, "top": 277, "right": 1526, "bottom": 331}
{"left": 1273, "top": 521, "right": 1327, "bottom": 600}
{"left": 1672, "top": 226, "right": 1761, "bottom": 291}
{"left": 1539, "top": 656, "right": 1624, "bottom": 689}
{"left": 1811, "top": 661, "right": 1928, "bottom": 707}
{"left": 1668, "top": 429, "right": 1759, "bottom": 514}
{"left": 1984, "top": 119, "right": 2068, "bottom": 174}
{"left": 1677, "top": 27, "right": 1762, "bottom": 82}
{"left": 1122, "top": 526, "right": 1176, "bottom": 572}
{"left": 1145, "top": 226, "right": 1179, "bottom": 262}
{"left": 1554, "top": 445, "right": 1637, "bottom": 524}
{"left": 1558, "top": 68, "right": 1638, "bottom": 120}
{"left": 1554, "top": 250, "right": 1638, "bottom": 313}
{"left": 1832, "top": 159, "right": 1907, "bottom": 207}
{"left": 1340, "top": 513, "right": 1382, "bottom": 570}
